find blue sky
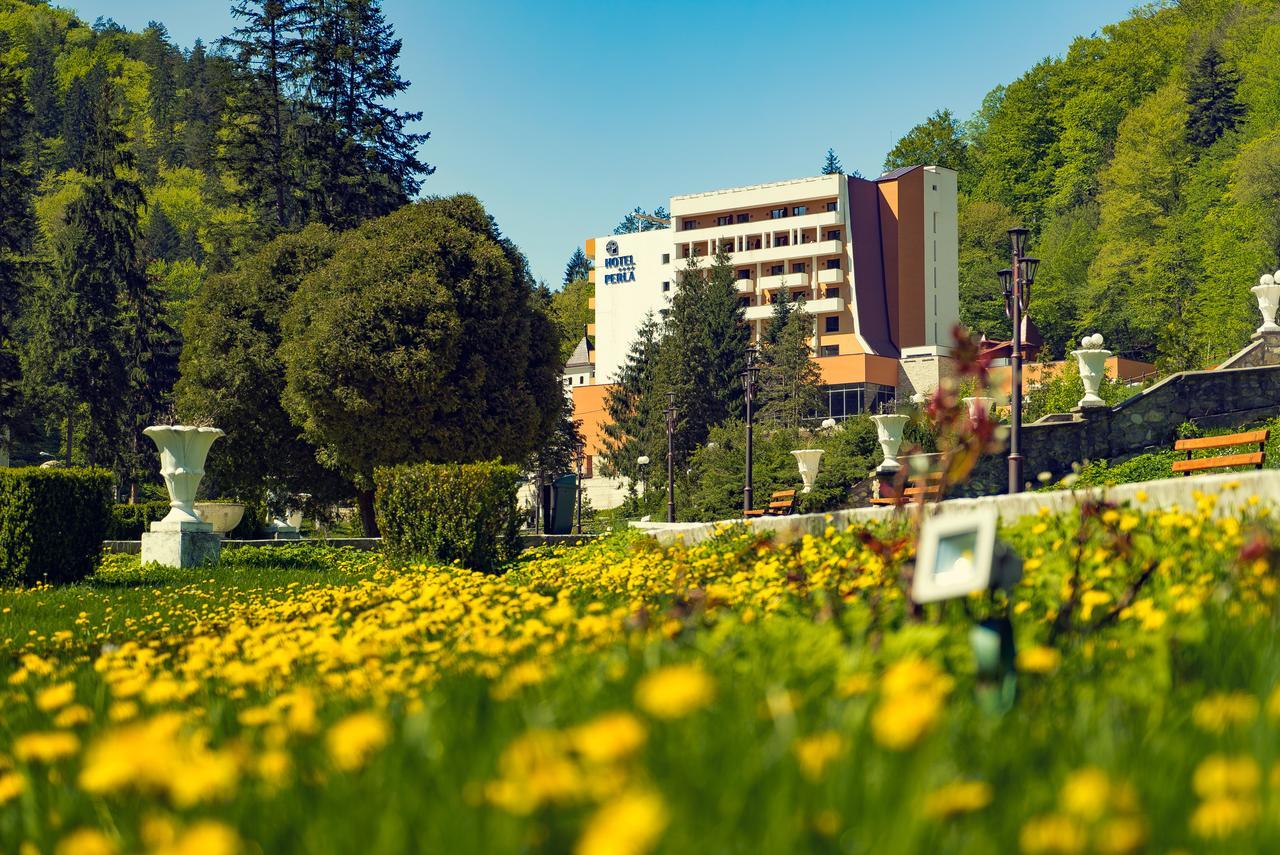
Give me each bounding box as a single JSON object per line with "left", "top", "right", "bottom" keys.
{"left": 70, "top": 0, "right": 1136, "bottom": 287}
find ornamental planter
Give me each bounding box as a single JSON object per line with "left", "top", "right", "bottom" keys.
{"left": 962, "top": 396, "right": 994, "bottom": 423}
{"left": 141, "top": 425, "right": 224, "bottom": 568}
{"left": 1070, "top": 334, "right": 1112, "bottom": 410}
{"left": 871, "top": 413, "right": 911, "bottom": 473}
{"left": 1252, "top": 271, "right": 1280, "bottom": 335}
{"left": 194, "top": 502, "right": 245, "bottom": 535}
{"left": 790, "top": 449, "right": 825, "bottom": 494}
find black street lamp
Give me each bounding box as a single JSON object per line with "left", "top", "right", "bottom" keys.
{"left": 574, "top": 451, "right": 584, "bottom": 535}
{"left": 742, "top": 344, "right": 761, "bottom": 515}
{"left": 665, "top": 391, "right": 676, "bottom": 523}
{"left": 1002, "top": 227, "right": 1039, "bottom": 494}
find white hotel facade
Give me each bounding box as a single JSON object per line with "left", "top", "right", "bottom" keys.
{"left": 566, "top": 166, "right": 961, "bottom": 508}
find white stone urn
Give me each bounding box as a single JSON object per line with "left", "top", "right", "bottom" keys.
{"left": 1252, "top": 271, "right": 1280, "bottom": 334}
{"left": 1070, "top": 334, "right": 1112, "bottom": 409}
{"left": 194, "top": 502, "right": 245, "bottom": 535}
{"left": 143, "top": 425, "right": 224, "bottom": 527}
{"left": 962, "top": 396, "right": 994, "bottom": 423}
{"left": 791, "top": 449, "right": 825, "bottom": 493}
{"left": 871, "top": 413, "right": 911, "bottom": 472}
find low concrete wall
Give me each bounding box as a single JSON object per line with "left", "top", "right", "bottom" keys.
{"left": 103, "top": 537, "right": 383, "bottom": 555}
{"left": 631, "top": 469, "right": 1280, "bottom": 548}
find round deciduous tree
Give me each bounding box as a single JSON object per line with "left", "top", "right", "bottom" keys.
{"left": 176, "top": 224, "right": 352, "bottom": 515}
{"left": 280, "top": 195, "right": 562, "bottom": 534}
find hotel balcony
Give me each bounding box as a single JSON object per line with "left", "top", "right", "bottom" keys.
{"left": 676, "top": 209, "right": 841, "bottom": 240}
{"left": 758, "top": 272, "right": 810, "bottom": 291}
{"left": 732, "top": 238, "right": 842, "bottom": 267}
{"left": 817, "top": 267, "right": 844, "bottom": 285}
{"left": 735, "top": 279, "right": 754, "bottom": 294}
{"left": 743, "top": 304, "right": 774, "bottom": 322}
{"left": 803, "top": 296, "right": 845, "bottom": 314}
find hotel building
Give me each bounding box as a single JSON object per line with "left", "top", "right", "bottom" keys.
{"left": 570, "top": 165, "right": 960, "bottom": 508}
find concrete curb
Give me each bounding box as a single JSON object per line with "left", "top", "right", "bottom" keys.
{"left": 629, "top": 469, "right": 1280, "bottom": 548}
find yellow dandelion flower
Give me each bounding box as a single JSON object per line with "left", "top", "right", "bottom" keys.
{"left": 568, "top": 712, "right": 647, "bottom": 764}
{"left": 871, "top": 690, "right": 944, "bottom": 751}
{"left": 54, "top": 828, "right": 116, "bottom": 855}
{"left": 1192, "top": 693, "right": 1258, "bottom": 734}
{"left": 13, "top": 730, "right": 79, "bottom": 763}
{"left": 1059, "top": 766, "right": 1110, "bottom": 821}
{"left": 793, "top": 731, "right": 847, "bottom": 781}
{"left": 35, "top": 682, "right": 75, "bottom": 712}
{"left": 574, "top": 789, "right": 668, "bottom": 855}
{"left": 1017, "top": 645, "right": 1061, "bottom": 675}
{"left": 1190, "top": 796, "right": 1259, "bottom": 839}
{"left": 1019, "top": 813, "right": 1087, "bottom": 855}
{"left": 1193, "top": 754, "right": 1260, "bottom": 799}
{"left": 0, "top": 772, "right": 24, "bottom": 803}
{"left": 921, "top": 780, "right": 993, "bottom": 819}
{"left": 1094, "top": 816, "right": 1148, "bottom": 855}
{"left": 53, "top": 705, "right": 92, "bottom": 728}
{"left": 634, "top": 665, "right": 715, "bottom": 720}
{"left": 153, "top": 820, "right": 240, "bottom": 855}
{"left": 326, "top": 711, "right": 390, "bottom": 772}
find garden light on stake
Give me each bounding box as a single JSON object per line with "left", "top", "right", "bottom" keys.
{"left": 913, "top": 506, "right": 1024, "bottom": 714}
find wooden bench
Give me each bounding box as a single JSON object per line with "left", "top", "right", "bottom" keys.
{"left": 870, "top": 472, "right": 945, "bottom": 506}
{"left": 744, "top": 489, "right": 797, "bottom": 518}
{"left": 1172, "top": 429, "right": 1268, "bottom": 476}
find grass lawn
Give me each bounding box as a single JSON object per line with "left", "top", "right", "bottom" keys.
{"left": 1, "top": 494, "right": 1280, "bottom": 853}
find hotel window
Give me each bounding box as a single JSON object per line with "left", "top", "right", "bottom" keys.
{"left": 716, "top": 215, "right": 733, "bottom": 226}
{"left": 739, "top": 297, "right": 750, "bottom": 308}
{"left": 825, "top": 317, "right": 839, "bottom": 333}
{"left": 583, "top": 455, "right": 593, "bottom": 479}
{"left": 825, "top": 230, "right": 841, "bottom": 241}
{"left": 769, "top": 265, "right": 784, "bottom": 276}
{"left": 819, "top": 344, "right": 839, "bottom": 357}
{"left": 825, "top": 287, "right": 839, "bottom": 299}
{"left": 825, "top": 258, "right": 841, "bottom": 269}
{"left": 792, "top": 206, "right": 808, "bottom": 216}
{"left": 721, "top": 242, "right": 733, "bottom": 253}
{"left": 662, "top": 281, "right": 670, "bottom": 292}
{"left": 825, "top": 201, "right": 837, "bottom": 212}
{"left": 791, "top": 262, "right": 805, "bottom": 274}
{"left": 792, "top": 289, "right": 806, "bottom": 302}
{"left": 661, "top": 253, "right": 670, "bottom": 264}
{"left": 769, "top": 208, "right": 788, "bottom": 219}
{"left": 682, "top": 219, "right": 698, "bottom": 230}
{"left": 736, "top": 213, "right": 750, "bottom": 223}
{"left": 775, "top": 235, "right": 789, "bottom": 247}
{"left": 737, "top": 269, "right": 751, "bottom": 279}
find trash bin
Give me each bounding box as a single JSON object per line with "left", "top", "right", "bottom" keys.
{"left": 546, "top": 474, "right": 577, "bottom": 535}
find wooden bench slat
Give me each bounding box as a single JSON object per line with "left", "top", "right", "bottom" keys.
{"left": 1175, "top": 430, "right": 1269, "bottom": 452}
{"left": 1172, "top": 451, "right": 1265, "bottom": 473}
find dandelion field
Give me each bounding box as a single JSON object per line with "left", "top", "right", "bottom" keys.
{"left": 3, "top": 496, "right": 1280, "bottom": 854}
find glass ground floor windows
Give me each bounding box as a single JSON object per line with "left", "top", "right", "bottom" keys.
{"left": 816, "top": 383, "right": 896, "bottom": 421}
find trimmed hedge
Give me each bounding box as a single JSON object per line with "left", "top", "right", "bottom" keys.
{"left": 0, "top": 467, "right": 113, "bottom": 585}
{"left": 107, "top": 500, "right": 170, "bottom": 540}
{"left": 374, "top": 461, "right": 521, "bottom": 573}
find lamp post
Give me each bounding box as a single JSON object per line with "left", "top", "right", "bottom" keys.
{"left": 665, "top": 392, "right": 676, "bottom": 523}
{"left": 741, "top": 344, "right": 761, "bottom": 515}
{"left": 636, "top": 455, "right": 650, "bottom": 500}
{"left": 574, "top": 451, "right": 584, "bottom": 535}
{"left": 999, "top": 228, "right": 1039, "bottom": 495}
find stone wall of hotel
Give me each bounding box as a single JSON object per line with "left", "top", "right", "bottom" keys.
{"left": 958, "top": 332, "right": 1280, "bottom": 495}
{"left": 896, "top": 354, "right": 956, "bottom": 401}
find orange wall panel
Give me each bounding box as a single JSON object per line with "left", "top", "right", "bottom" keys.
{"left": 572, "top": 384, "right": 613, "bottom": 457}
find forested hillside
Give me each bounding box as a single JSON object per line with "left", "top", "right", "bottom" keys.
{"left": 0, "top": 0, "right": 428, "bottom": 493}
{"left": 886, "top": 0, "right": 1280, "bottom": 369}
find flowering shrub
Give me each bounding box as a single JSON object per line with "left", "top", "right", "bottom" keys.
{"left": 0, "top": 495, "right": 1279, "bottom": 852}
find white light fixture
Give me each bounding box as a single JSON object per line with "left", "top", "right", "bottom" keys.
{"left": 637, "top": 455, "right": 650, "bottom": 466}
{"left": 912, "top": 507, "right": 999, "bottom": 604}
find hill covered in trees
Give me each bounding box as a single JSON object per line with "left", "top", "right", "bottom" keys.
{"left": 0, "top": 0, "right": 429, "bottom": 491}
{"left": 885, "top": 0, "right": 1280, "bottom": 369}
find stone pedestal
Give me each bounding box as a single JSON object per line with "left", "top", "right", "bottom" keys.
{"left": 141, "top": 520, "right": 220, "bottom": 568}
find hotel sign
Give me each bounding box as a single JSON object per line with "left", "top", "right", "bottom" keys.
{"left": 602, "top": 239, "right": 637, "bottom": 284}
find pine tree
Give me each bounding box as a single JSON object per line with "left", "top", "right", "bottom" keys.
{"left": 758, "top": 303, "right": 824, "bottom": 428}
{"left": 600, "top": 312, "right": 665, "bottom": 482}
{"left": 762, "top": 284, "right": 792, "bottom": 346}
{"left": 61, "top": 64, "right": 108, "bottom": 171}
{"left": 661, "top": 250, "right": 748, "bottom": 462}
{"left": 140, "top": 22, "right": 181, "bottom": 170}
{"left": 221, "top": 0, "right": 308, "bottom": 230}
{"left": 1185, "top": 46, "right": 1244, "bottom": 149}
{"left": 0, "top": 53, "right": 34, "bottom": 457}
{"left": 143, "top": 207, "right": 180, "bottom": 262}
{"left": 563, "top": 246, "right": 591, "bottom": 285}
{"left": 180, "top": 40, "right": 225, "bottom": 172}
{"left": 298, "top": 0, "right": 432, "bottom": 228}
{"left": 821, "top": 148, "right": 843, "bottom": 175}
{"left": 42, "top": 67, "right": 148, "bottom": 466}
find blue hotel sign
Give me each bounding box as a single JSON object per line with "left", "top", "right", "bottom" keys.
{"left": 602, "top": 239, "right": 637, "bottom": 284}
